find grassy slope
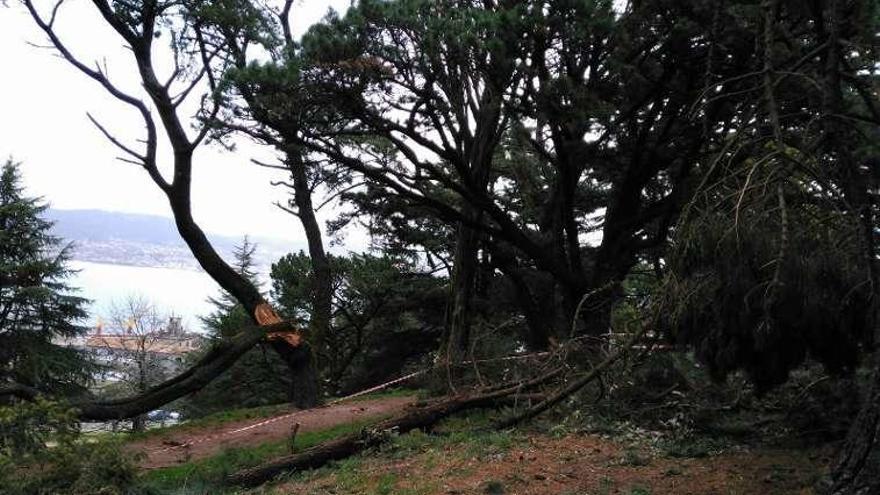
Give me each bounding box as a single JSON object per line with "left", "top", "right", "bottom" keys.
{"left": 251, "top": 411, "right": 825, "bottom": 495}
{"left": 126, "top": 387, "right": 824, "bottom": 495}
{"left": 132, "top": 389, "right": 417, "bottom": 494}
{"left": 139, "top": 418, "right": 386, "bottom": 494}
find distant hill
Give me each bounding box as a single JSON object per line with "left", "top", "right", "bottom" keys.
{"left": 48, "top": 209, "right": 189, "bottom": 245}
{"left": 47, "top": 209, "right": 305, "bottom": 270}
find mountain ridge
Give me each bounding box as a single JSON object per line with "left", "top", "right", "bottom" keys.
{"left": 47, "top": 208, "right": 305, "bottom": 270}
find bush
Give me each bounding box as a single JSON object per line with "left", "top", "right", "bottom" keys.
{"left": 0, "top": 399, "right": 147, "bottom": 495}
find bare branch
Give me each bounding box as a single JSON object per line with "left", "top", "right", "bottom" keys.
{"left": 274, "top": 200, "right": 300, "bottom": 218}
{"left": 252, "top": 158, "right": 288, "bottom": 171}
{"left": 314, "top": 182, "right": 366, "bottom": 212}
{"left": 279, "top": 0, "right": 294, "bottom": 46}
{"left": 47, "top": 0, "right": 64, "bottom": 27}
{"left": 86, "top": 112, "right": 147, "bottom": 163}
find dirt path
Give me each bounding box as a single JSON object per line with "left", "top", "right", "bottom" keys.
{"left": 128, "top": 396, "right": 414, "bottom": 469}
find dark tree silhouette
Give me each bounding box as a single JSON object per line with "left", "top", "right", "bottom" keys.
{"left": 0, "top": 159, "right": 94, "bottom": 397}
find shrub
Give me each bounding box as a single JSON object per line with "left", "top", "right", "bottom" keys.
{"left": 0, "top": 399, "right": 147, "bottom": 495}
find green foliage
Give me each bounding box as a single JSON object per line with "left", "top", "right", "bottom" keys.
{"left": 660, "top": 434, "right": 727, "bottom": 459}
{"left": 271, "top": 252, "right": 443, "bottom": 394}
{"left": 664, "top": 168, "right": 873, "bottom": 390}
{"left": 0, "top": 159, "right": 94, "bottom": 395}
{"left": 181, "top": 238, "right": 289, "bottom": 417}
{"left": 0, "top": 399, "right": 144, "bottom": 495}
{"left": 186, "top": 0, "right": 280, "bottom": 51}
{"left": 286, "top": 412, "right": 516, "bottom": 494}
{"left": 383, "top": 410, "right": 519, "bottom": 460}
{"left": 129, "top": 402, "right": 292, "bottom": 443}
{"left": 0, "top": 397, "right": 78, "bottom": 458}
{"left": 620, "top": 447, "right": 651, "bottom": 466}
{"left": 482, "top": 479, "right": 506, "bottom": 494}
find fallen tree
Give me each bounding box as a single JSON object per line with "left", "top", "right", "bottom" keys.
{"left": 495, "top": 326, "right": 649, "bottom": 429}
{"left": 0, "top": 321, "right": 297, "bottom": 420}
{"left": 227, "top": 367, "right": 563, "bottom": 487}
{"left": 14, "top": 0, "right": 315, "bottom": 411}
{"left": 226, "top": 323, "right": 649, "bottom": 487}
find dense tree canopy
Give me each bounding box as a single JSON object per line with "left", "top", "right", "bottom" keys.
{"left": 7, "top": 0, "right": 880, "bottom": 492}
{"left": 271, "top": 251, "right": 445, "bottom": 394}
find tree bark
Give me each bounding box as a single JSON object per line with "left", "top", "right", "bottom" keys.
{"left": 271, "top": 341, "right": 319, "bottom": 409}
{"left": 443, "top": 214, "right": 481, "bottom": 367}
{"left": 132, "top": 414, "right": 146, "bottom": 432}
{"left": 503, "top": 266, "right": 552, "bottom": 351}
{"left": 830, "top": 361, "right": 880, "bottom": 495}
{"left": 287, "top": 151, "right": 330, "bottom": 406}
{"left": 226, "top": 397, "right": 488, "bottom": 487}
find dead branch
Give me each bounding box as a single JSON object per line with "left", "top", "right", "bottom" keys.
{"left": 494, "top": 326, "right": 650, "bottom": 429}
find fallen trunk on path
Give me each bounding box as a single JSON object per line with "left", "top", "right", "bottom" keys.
{"left": 495, "top": 326, "right": 649, "bottom": 429}
{"left": 227, "top": 369, "right": 562, "bottom": 487}
{"left": 227, "top": 330, "right": 648, "bottom": 488}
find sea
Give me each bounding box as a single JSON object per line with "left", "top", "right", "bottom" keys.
{"left": 68, "top": 260, "right": 223, "bottom": 333}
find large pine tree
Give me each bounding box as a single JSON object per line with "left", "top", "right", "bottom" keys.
{"left": 0, "top": 159, "right": 93, "bottom": 395}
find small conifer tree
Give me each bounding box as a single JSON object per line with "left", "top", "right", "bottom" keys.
{"left": 0, "top": 159, "right": 94, "bottom": 395}
{"left": 183, "top": 237, "right": 289, "bottom": 415}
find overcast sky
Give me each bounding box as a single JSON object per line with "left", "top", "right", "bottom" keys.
{"left": 0, "top": 0, "right": 354, "bottom": 243}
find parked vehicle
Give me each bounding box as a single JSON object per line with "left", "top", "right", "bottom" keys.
{"left": 147, "top": 409, "right": 180, "bottom": 421}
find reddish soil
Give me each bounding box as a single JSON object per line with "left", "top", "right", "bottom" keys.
{"left": 127, "top": 396, "right": 414, "bottom": 469}
{"left": 272, "top": 433, "right": 830, "bottom": 494}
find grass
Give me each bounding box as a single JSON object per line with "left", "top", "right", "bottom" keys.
{"left": 483, "top": 479, "right": 506, "bottom": 494}
{"left": 277, "top": 411, "right": 519, "bottom": 495}
{"left": 660, "top": 434, "right": 728, "bottom": 459}
{"left": 382, "top": 410, "right": 519, "bottom": 461}
{"left": 139, "top": 417, "right": 386, "bottom": 494}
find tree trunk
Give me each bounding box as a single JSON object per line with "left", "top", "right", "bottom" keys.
{"left": 286, "top": 151, "right": 330, "bottom": 407}
{"left": 271, "top": 341, "right": 319, "bottom": 409}
{"left": 289, "top": 153, "right": 332, "bottom": 344}
{"left": 131, "top": 414, "right": 147, "bottom": 432}
{"left": 227, "top": 397, "right": 487, "bottom": 487}
{"left": 20, "top": 2, "right": 311, "bottom": 419}
{"left": 504, "top": 266, "right": 552, "bottom": 351}
{"left": 822, "top": 1, "right": 880, "bottom": 492}
{"left": 0, "top": 321, "right": 296, "bottom": 420}
{"left": 443, "top": 214, "right": 481, "bottom": 367}
{"left": 830, "top": 357, "right": 880, "bottom": 494}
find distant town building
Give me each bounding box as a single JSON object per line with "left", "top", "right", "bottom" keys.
{"left": 56, "top": 317, "right": 206, "bottom": 380}
{"left": 83, "top": 316, "right": 202, "bottom": 355}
